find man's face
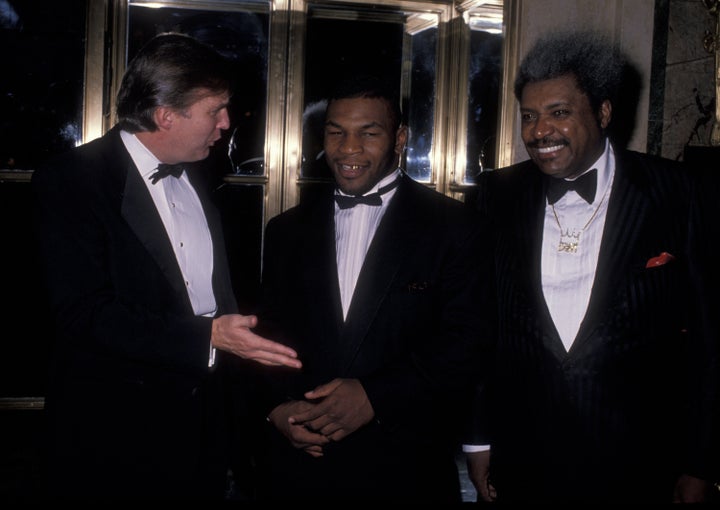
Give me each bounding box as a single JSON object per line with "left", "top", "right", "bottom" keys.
{"left": 323, "top": 96, "right": 407, "bottom": 196}
{"left": 167, "top": 90, "right": 231, "bottom": 163}
{"left": 519, "top": 74, "right": 610, "bottom": 179}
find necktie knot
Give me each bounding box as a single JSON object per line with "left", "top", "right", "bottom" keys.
{"left": 546, "top": 168, "right": 597, "bottom": 204}
{"left": 334, "top": 176, "right": 401, "bottom": 209}
{"left": 149, "top": 163, "right": 185, "bottom": 185}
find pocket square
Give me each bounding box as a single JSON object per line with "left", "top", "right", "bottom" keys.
{"left": 645, "top": 251, "right": 675, "bottom": 268}
{"left": 406, "top": 281, "right": 429, "bottom": 292}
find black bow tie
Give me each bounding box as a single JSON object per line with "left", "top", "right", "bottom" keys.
{"left": 546, "top": 169, "right": 597, "bottom": 204}
{"left": 149, "top": 163, "right": 185, "bottom": 185}
{"left": 334, "top": 176, "right": 401, "bottom": 209}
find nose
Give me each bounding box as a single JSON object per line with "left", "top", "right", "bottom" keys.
{"left": 533, "top": 114, "right": 553, "bottom": 139}
{"left": 218, "top": 108, "right": 231, "bottom": 130}
{"left": 338, "top": 134, "right": 362, "bottom": 154}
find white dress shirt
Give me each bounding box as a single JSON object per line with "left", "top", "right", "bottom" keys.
{"left": 120, "top": 130, "right": 217, "bottom": 364}
{"left": 335, "top": 169, "right": 401, "bottom": 320}
{"left": 541, "top": 139, "right": 614, "bottom": 351}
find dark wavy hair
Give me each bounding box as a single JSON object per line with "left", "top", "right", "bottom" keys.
{"left": 514, "top": 30, "right": 628, "bottom": 114}
{"left": 116, "top": 32, "right": 233, "bottom": 133}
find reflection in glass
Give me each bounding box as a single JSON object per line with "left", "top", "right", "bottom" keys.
{"left": 301, "top": 99, "right": 331, "bottom": 179}
{"left": 405, "top": 21, "right": 437, "bottom": 182}
{"left": 127, "top": 2, "right": 269, "bottom": 178}
{"left": 465, "top": 7, "right": 503, "bottom": 183}
{"left": 0, "top": 0, "right": 86, "bottom": 170}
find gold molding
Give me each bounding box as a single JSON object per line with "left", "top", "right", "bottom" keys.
{"left": 83, "top": 0, "right": 109, "bottom": 144}
{"left": 496, "top": 0, "right": 519, "bottom": 167}
{"left": 703, "top": 0, "right": 720, "bottom": 146}
{"left": 0, "top": 397, "right": 44, "bottom": 411}
{"left": 0, "top": 170, "right": 33, "bottom": 183}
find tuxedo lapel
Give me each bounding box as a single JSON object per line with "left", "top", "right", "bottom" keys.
{"left": 306, "top": 196, "right": 345, "bottom": 334}
{"left": 530, "top": 172, "right": 569, "bottom": 357}
{"left": 503, "top": 165, "right": 567, "bottom": 357}
{"left": 121, "top": 162, "right": 189, "bottom": 303}
{"left": 521, "top": 170, "right": 549, "bottom": 310}
{"left": 339, "top": 180, "right": 416, "bottom": 372}
{"left": 573, "top": 151, "right": 651, "bottom": 352}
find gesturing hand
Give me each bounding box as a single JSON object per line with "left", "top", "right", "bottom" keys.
{"left": 211, "top": 313, "right": 302, "bottom": 368}
{"left": 289, "top": 378, "right": 375, "bottom": 442}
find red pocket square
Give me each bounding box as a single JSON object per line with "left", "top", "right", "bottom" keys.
{"left": 646, "top": 251, "right": 675, "bottom": 268}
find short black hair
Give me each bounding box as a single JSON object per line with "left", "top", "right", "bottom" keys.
{"left": 328, "top": 74, "right": 403, "bottom": 131}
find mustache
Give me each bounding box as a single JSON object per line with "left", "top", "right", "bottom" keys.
{"left": 526, "top": 137, "right": 567, "bottom": 149}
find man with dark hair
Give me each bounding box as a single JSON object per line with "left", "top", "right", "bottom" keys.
{"left": 464, "top": 30, "right": 719, "bottom": 503}
{"left": 32, "top": 32, "right": 301, "bottom": 500}
{"left": 244, "top": 74, "right": 496, "bottom": 502}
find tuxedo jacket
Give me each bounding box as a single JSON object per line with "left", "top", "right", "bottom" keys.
{"left": 31, "top": 125, "right": 237, "bottom": 499}
{"left": 469, "top": 146, "right": 720, "bottom": 502}
{"left": 246, "top": 174, "right": 496, "bottom": 502}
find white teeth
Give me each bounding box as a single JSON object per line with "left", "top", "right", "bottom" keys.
{"left": 342, "top": 164, "right": 361, "bottom": 170}
{"left": 537, "top": 145, "right": 564, "bottom": 154}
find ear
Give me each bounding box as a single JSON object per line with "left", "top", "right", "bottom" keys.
{"left": 394, "top": 125, "right": 408, "bottom": 156}
{"left": 153, "top": 106, "right": 175, "bottom": 131}
{"left": 599, "top": 99, "right": 612, "bottom": 129}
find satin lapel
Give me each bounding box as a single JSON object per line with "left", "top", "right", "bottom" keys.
{"left": 572, "top": 151, "right": 650, "bottom": 352}
{"left": 338, "top": 180, "right": 416, "bottom": 372}
{"left": 523, "top": 169, "right": 550, "bottom": 313}
{"left": 306, "top": 195, "right": 345, "bottom": 334}
{"left": 121, "top": 164, "right": 188, "bottom": 300}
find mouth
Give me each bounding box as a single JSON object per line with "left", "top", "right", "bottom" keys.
{"left": 536, "top": 144, "right": 565, "bottom": 154}
{"left": 336, "top": 162, "right": 367, "bottom": 178}
{"left": 529, "top": 141, "right": 567, "bottom": 160}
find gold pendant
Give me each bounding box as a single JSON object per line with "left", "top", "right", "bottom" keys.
{"left": 557, "top": 239, "right": 579, "bottom": 253}
{"left": 557, "top": 229, "right": 581, "bottom": 253}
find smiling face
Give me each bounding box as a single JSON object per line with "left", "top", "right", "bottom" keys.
{"left": 323, "top": 96, "right": 407, "bottom": 196}
{"left": 519, "top": 74, "right": 610, "bottom": 179}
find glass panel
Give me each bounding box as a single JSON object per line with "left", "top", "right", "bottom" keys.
{"left": 465, "top": 4, "right": 504, "bottom": 182}
{"left": 301, "top": 3, "right": 438, "bottom": 184}
{"left": 0, "top": 0, "right": 86, "bottom": 170}
{"left": 127, "top": 2, "right": 269, "bottom": 177}
{"left": 405, "top": 19, "right": 437, "bottom": 182}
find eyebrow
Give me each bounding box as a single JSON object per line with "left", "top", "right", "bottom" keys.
{"left": 325, "top": 120, "right": 384, "bottom": 129}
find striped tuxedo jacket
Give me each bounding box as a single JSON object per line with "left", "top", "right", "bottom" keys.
{"left": 469, "top": 146, "right": 719, "bottom": 502}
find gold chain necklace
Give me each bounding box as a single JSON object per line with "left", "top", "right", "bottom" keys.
{"left": 550, "top": 186, "right": 609, "bottom": 253}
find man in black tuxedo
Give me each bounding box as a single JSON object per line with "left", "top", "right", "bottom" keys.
{"left": 245, "top": 75, "right": 496, "bottom": 503}
{"left": 31, "top": 32, "right": 301, "bottom": 500}
{"left": 464, "top": 30, "right": 720, "bottom": 503}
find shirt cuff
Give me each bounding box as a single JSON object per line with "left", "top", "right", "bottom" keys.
{"left": 462, "top": 444, "right": 490, "bottom": 453}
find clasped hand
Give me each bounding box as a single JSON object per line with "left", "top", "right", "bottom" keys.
{"left": 268, "top": 378, "right": 375, "bottom": 457}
